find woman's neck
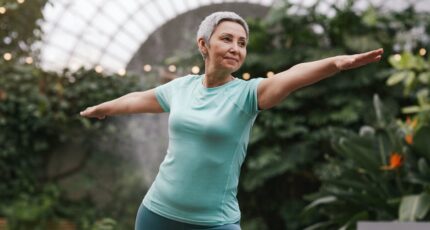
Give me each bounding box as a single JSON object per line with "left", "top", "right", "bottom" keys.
{"left": 203, "top": 67, "right": 234, "bottom": 88}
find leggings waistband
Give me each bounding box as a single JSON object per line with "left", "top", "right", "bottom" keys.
{"left": 135, "top": 203, "right": 241, "bottom": 230}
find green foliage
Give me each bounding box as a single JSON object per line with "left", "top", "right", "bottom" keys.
{"left": 0, "top": 0, "right": 47, "bottom": 57}
{"left": 399, "top": 193, "right": 430, "bottom": 221}
{"left": 0, "top": 60, "right": 141, "bottom": 229}
{"left": 2, "top": 184, "right": 60, "bottom": 230}
{"left": 0, "top": 1, "right": 147, "bottom": 229}
{"left": 304, "top": 95, "right": 430, "bottom": 229}
{"left": 240, "top": 2, "right": 419, "bottom": 228}
{"left": 91, "top": 218, "right": 117, "bottom": 230}
{"left": 387, "top": 52, "right": 430, "bottom": 124}
{"left": 304, "top": 45, "right": 430, "bottom": 230}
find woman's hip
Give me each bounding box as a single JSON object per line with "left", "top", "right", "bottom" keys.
{"left": 134, "top": 203, "right": 241, "bottom": 230}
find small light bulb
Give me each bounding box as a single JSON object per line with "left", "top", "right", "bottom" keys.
{"left": 266, "top": 71, "right": 274, "bottom": 78}
{"left": 191, "top": 66, "right": 200, "bottom": 74}
{"left": 95, "top": 65, "right": 103, "bottom": 73}
{"left": 242, "top": 72, "right": 250, "bottom": 80}
{"left": 25, "top": 56, "right": 33, "bottom": 64}
{"left": 143, "top": 64, "right": 152, "bottom": 72}
{"left": 3, "top": 52, "right": 12, "bottom": 61}
{"left": 118, "top": 69, "right": 126, "bottom": 76}
{"left": 17, "top": 0, "right": 25, "bottom": 4}
{"left": 0, "top": 7, "right": 6, "bottom": 14}
{"left": 168, "top": 65, "right": 176, "bottom": 72}
{"left": 419, "top": 48, "right": 427, "bottom": 56}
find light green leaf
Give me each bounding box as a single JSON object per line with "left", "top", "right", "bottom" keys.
{"left": 402, "top": 106, "right": 421, "bottom": 114}
{"left": 404, "top": 72, "right": 416, "bottom": 94}
{"left": 399, "top": 193, "right": 430, "bottom": 221}
{"left": 418, "top": 72, "right": 430, "bottom": 84}
{"left": 303, "top": 196, "right": 337, "bottom": 212}
{"left": 386, "top": 71, "right": 407, "bottom": 86}
{"left": 418, "top": 158, "right": 430, "bottom": 175}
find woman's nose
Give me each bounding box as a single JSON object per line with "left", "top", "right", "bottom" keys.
{"left": 229, "top": 44, "right": 239, "bottom": 53}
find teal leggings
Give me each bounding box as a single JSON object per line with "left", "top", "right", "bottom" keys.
{"left": 135, "top": 203, "right": 241, "bottom": 230}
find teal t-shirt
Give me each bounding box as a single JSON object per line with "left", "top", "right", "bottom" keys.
{"left": 142, "top": 74, "right": 263, "bottom": 226}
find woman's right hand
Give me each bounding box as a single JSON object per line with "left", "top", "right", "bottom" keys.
{"left": 80, "top": 106, "right": 106, "bottom": 119}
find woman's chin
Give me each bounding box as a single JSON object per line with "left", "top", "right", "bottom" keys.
{"left": 222, "top": 64, "right": 241, "bottom": 72}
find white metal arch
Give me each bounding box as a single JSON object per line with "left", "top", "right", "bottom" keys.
{"left": 38, "top": 0, "right": 428, "bottom": 73}
{"left": 39, "top": 0, "right": 276, "bottom": 73}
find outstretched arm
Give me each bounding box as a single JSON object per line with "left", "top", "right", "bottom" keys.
{"left": 257, "top": 48, "right": 384, "bottom": 109}
{"left": 80, "top": 89, "right": 164, "bottom": 119}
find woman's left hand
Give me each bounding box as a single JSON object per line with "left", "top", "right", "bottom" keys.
{"left": 335, "top": 48, "right": 384, "bottom": 71}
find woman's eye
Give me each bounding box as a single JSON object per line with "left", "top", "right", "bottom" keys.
{"left": 222, "top": 37, "right": 231, "bottom": 42}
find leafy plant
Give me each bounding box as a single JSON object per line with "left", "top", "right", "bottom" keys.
{"left": 387, "top": 51, "right": 430, "bottom": 125}
{"left": 0, "top": 61, "right": 141, "bottom": 229}
{"left": 303, "top": 95, "right": 430, "bottom": 229}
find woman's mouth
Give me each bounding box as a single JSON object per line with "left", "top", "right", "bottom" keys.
{"left": 224, "top": 57, "right": 239, "bottom": 62}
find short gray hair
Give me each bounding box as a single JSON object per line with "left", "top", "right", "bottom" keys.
{"left": 196, "top": 11, "right": 249, "bottom": 53}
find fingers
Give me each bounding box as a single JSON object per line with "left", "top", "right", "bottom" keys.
{"left": 80, "top": 107, "right": 97, "bottom": 118}
{"left": 80, "top": 107, "right": 90, "bottom": 116}
{"left": 356, "top": 48, "right": 384, "bottom": 65}
{"left": 366, "top": 48, "right": 384, "bottom": 59}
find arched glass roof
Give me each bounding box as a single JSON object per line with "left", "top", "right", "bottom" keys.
{"left": 38, "top": 0, "right": 429, "bottom": 74}
{"left": 39, "top": 0, "right": 275, "bottom": 73}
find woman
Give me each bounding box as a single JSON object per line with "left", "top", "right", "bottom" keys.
{"left": 80, "top": 11, "right": 383, "bottom": 230}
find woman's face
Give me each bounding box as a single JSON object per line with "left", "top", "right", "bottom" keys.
{"left": 204, "top": 21, "right": 247, "bottom": 73}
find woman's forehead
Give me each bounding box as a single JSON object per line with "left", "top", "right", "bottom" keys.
{"left": 213, "top": 21, "right": 247, "bottom": 38}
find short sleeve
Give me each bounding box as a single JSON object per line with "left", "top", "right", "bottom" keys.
{"left": 241, "top": 77, "right": 264, "bottom": 115}
{"left": 155, "top": 79, "right": 177, "bottom": 112}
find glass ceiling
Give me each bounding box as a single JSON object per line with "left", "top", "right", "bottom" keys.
{"left": 39, "top": 0, "right": 275, "bottom": 74}
{"left": 38, "top": 0, "right": 429, "bottom": 74}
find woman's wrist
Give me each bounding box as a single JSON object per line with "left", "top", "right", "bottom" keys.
{"left": 332, "top": 56, "right": 344, "bottom": 73}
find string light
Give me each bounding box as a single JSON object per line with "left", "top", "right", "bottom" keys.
{"left": 0, "top": 7, "right": 6, "bottom": 14}
{"left": 191, "top": 66, "right": 200, "bottom": 74}
{"left": 168, "top": 65, "right": 176, "bottom": 72}
{"left": 242, "top": 72, "right": 250, "bottom": 80}
{"left": 393, "top": 54, "right": 401, "bottom": 61}
{"left": 17, "top": 0, "right": 25, "bottom": 4}
{"left": 143, "top": 64, "right": 152, "bottom": 72}
{"left": 266, "top": 71, "right": 274, "bottom": 78}
{"left": 95, "top": 65, "right": 103, "bottom": 73}
{"left": 25, "top": 56, "right": 33, "bottom": 64}
{"left": 118, "top": 68, "right": 126, "bottom": 76}
{"left": 3, "top": 52, "right": 12, "bottom": 61}
{"left": 419, "top": 48, "right": 427, "bottom": 56}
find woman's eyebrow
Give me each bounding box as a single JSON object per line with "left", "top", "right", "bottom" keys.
{"left": 220, "top": 33, "right": 246, "bottom": 40}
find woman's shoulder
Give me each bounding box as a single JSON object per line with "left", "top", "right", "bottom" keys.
{"left": 170, "top": 74, "right": 200, "bottom": 85}
{"left": 160, "top": 74, "right": 200, "bottom": 89}
{"left": 229, "top": 77, "right": 264, "bottom": 90}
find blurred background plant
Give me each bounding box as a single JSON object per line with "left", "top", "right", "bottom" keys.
{"left": 301, "top": 50, "right": 430, "bottom": 229}
{"left": 0, "top": 0, "right": 145, "bottom": 229}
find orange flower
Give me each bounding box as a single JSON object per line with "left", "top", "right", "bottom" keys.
{"left": 405, "top": 134, "right": 413, "bottom": 145}
{"left": 381, "top": 152, "right": 404, "bottom": 170}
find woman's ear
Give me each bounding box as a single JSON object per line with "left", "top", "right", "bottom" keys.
{"left": 197, "top": 38, "right": 208, "bottom": 56}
